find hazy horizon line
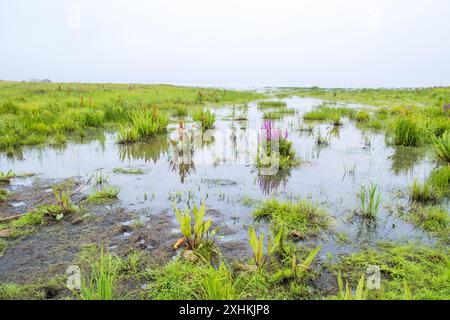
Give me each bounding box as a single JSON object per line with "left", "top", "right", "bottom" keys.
{"left": 2, "top": 78, "right": 449, "bottom": 90}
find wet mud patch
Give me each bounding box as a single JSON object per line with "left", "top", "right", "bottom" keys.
{"left": 0, "top": 177, "right": 85, "bottom": 219}
{"left": 0, "top": 179, "right": 179, "bottom": 285}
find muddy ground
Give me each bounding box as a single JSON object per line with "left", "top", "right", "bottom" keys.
{"left": 0, "top": 176, "right": 252, "bottom": 290}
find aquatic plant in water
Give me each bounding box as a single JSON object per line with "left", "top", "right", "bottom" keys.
{"left": 192, "top": 108, "right": 216, "bottom": 131}
{"left": 87, "top": 186, "right": 120, "bottom": 203}
{"left": 130, "top": 105, "right": 169, "bottom": 139}
{"left": 253, "top": 199, "right": 329, "bottom": 237}
{"left": 116, "top": 125, "right": 138, "bottom": 144}
{"left": 410, "top": 180, "right": 441, "bottom": 203}
{"left": 357, "top": 183, "right": 382, "bottom": 219}
{"left": 392, "top": 117, "right": 421, "bottom": 146}
{"left": 257, "top": 120, "right": 297, "bottom": 170}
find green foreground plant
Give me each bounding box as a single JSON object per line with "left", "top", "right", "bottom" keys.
{"left": 247, "top": 226, "right": 282, "bottom": 268}
{"left": 174, "top": 201, "right": 218, "bottom": 250}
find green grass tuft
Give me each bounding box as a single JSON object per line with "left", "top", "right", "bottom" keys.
{"left": 192, "top": 108, "right": 216, "bottom": 131}
{"left": 253, "top": 199, "right": 329, "bottom": 237}
{"left": 392, "top": 117, "right": 422, "bottom": 146}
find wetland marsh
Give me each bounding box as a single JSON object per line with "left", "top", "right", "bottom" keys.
{"left": 0, "top": 82, "right": 449, "bottom": 300}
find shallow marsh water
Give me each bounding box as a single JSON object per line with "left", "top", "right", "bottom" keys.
{"left": 0, "top": 97, "right": 444, "bottom": 260}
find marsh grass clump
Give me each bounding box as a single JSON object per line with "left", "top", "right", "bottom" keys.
{"left": 192, "top": 108, "right": 216, "bottom": 131}
{"left": 79, "top": 246, "right": 121, "bottom": 300}
{"left": 392, "top": 117, "right": 422, "bottom": 146}
{"left": 356, "top": 183, "right": 382, "bottom": 219}
{"left": 406, "top": 206, "right": 449, "bottom": 240}
{"left": 328, "top": 114, "right": 343, "bottom": 127}
{"left": 253, "top": 199, "right": 329, "bottom": 238}
{"left": 11, "top": 211, "right": 45, "bottom": 229}
{"left": 131, "top": 106, "right": 169, "bottom": 139}
{"left": 410, "top": 180, "right": 441, "bottom": 204}
{"left": 116, "top": 126, "right": 138, "bottom": 144}
{"left": 298, "top": 122, "right": 315, "bottom": 133}
{"left": 0, "top": 282, "right": 47, "bottom": 300}
{"left": 262, "top": 108, "right": 296, "bottom": 120}
{"left": 303, "top": 105, "right": 354, "bottom": 122}
{"left": 194, "top": 263, "right": 248, "bottom": 300}
{"left": 174, "top": 105, "right": 188, "bottom": 117}
{"left": 433, "top": 130, "right": 450, "bottom": 162}
{"left": 270, "top": 245, "right": 322, "bottom": 286}
{"left": 353, "top": 110, "right": 370, "bottom": 123}
{"left": 428, "top": 166, "right": 450, "bottom": 197}
{"left": 258, "top": 101, "right": 287, "bottom": 108}
{"left": 145, "top": 259, "right": 251, "bottom": 300}
{"left": 329, "top": 243, "right": 450, "bottom": 299}
{"left": 87, "top": 186, "right": 120, "bottom": 203}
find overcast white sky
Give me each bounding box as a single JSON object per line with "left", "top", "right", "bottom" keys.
{"left": 1, "top": 0, "right": 450, "bottom": 88}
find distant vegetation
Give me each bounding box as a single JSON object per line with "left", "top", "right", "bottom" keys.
{"left": 0, "top": 81, "right": 262, "bottom": 154}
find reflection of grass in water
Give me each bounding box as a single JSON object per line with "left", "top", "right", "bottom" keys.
{"left": 118, "top": 136, "right": 169, "bottom": 163}
{"left": 257, "top": 169, "right": 291, "bottom": 195}
{"left": 113, "top": 168, "right": 145, "bottom": 175}
{"left": 388, "top": 146, "right": 426, "bottom": 175}
{"left": 170, "top": 161, "right": 196, "bottom": 184}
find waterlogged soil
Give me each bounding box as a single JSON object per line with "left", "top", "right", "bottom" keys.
{"left": 0, "top": 97, "right": 446, "bottom": 284}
